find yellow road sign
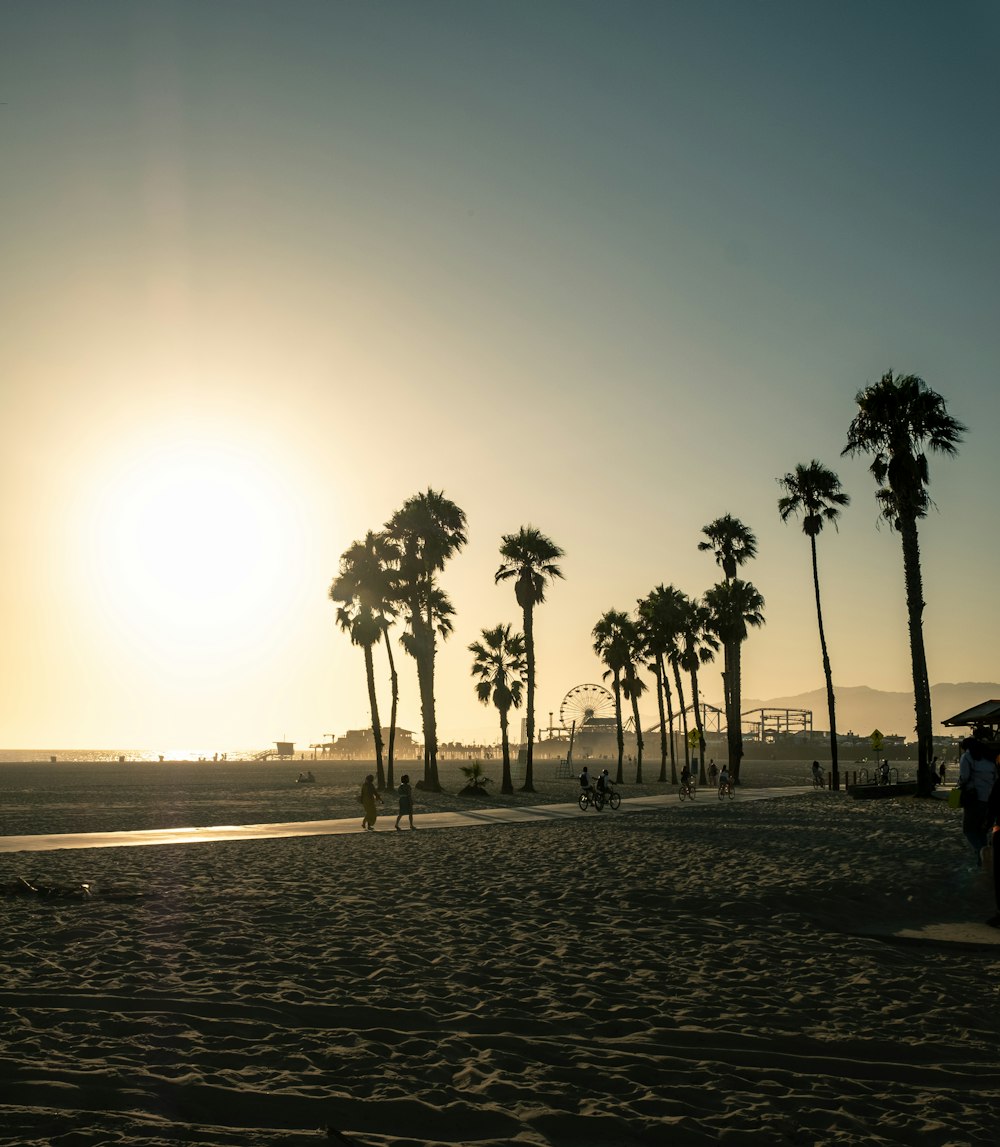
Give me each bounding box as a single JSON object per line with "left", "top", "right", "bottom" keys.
{"left": 870, "top": 728, "right": 884, "bottom": 750}
{"left": 687, "top": 728, "right": 700, "bottom": 748}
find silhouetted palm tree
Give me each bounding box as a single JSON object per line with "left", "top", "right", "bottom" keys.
{"left": 592, "top": 610, "right": 630, "bottom": 784}
{"left": 644, "top": 584, "right": 692, "bottom": 776}
{"left": 638, "top": 591, "right": 672, "bottom": 783}
{"left": 369, "top": 531, "right": 402, "bottom": 790}
{"left": 386, "top": 489, "right": 467, "bottom": 791}
{"left": 679, "top": 597, "right": 719, "bottom": 785}
{"left": 495, "top": 527, "right": 564, "bottom": 793}
{"left": 698, "top": 515, "right": 757, "bottom": 783}
{"left": 704, "top": 579, "right": 765, "bottom": 785}
{"left": 329, "top": 532, "right": 392, "bottom": 789}
{"left": 698, "top": 514, "right": 758, "bottom": 581}
{"left": 778, "top": 461, "right": 850, "bottom": 791}
{"left": 843, "top": 371, "right": 965, "bottom": 795}
{"left": 469, "top": 624, "right": 526, "bottom": 795}
{"left": 621, "top": 617, "right": 647, "bottom": 784}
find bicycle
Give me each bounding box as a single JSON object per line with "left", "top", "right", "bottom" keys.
{"left": 579, "top": 785, "right": 621, "bottom": 811}
{"left": 678, "top": 780, "right": 696, "bottom": 801}
{"left": 578, "top": 788, "right": 601, "bottom": 811}
{"left": 718, "top": 781, "right": 734, "bottom": 801}
{"left": 597, "top": 785, "right": 621, "bottom": 810}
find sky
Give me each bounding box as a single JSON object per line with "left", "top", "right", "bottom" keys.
{"left": 1, "top": 1, "right": 997, "bottom": 751}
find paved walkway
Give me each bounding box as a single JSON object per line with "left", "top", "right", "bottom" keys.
{"left": 0, "top": 786, "right": 813, "bottom": 854}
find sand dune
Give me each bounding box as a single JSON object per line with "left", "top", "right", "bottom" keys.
{"left": 0, "top": 761, "right": 997, "bottom": 1145}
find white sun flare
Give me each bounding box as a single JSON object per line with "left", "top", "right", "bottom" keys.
{"left": 83, "top": 433, "right": 299, "bottom": 652}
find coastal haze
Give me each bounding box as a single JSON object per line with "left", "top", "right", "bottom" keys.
{"left": 2, "top": 2, "right": 997, "bottom": 752}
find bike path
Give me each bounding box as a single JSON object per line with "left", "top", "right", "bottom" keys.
{"left": 0, "top": 786, "right": 813, "bottom": 854}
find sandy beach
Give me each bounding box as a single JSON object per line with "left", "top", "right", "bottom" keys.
{"left": 1, "top": 759, "right": 998, "bottom": 1146}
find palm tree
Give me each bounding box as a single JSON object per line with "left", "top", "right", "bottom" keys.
{"left": 698, "top": 515, "right": 757, "bottom": 784}
{"left": 495, "top": 527, "right": 564, "bottom": 793}
{"left": 621, "top": 618, "right": 647, "bottom": 784}
{"left": 637, "top": 587, "right": 682, "bottom": 783}
{"left": 678, "top": 597, "right": 719, "bottom": 785}
{"left": 698, "top": 514, "right": 758, "bottom": 581}
{"left": 386, "top": 489, "right": 467, "bottom": 791}
{"left": 592, "top": 610, "right": 630, "bottom": 784}
{"left": 778, "top": 461, "right": 850, "bottom": 791}
{"left": 329, "top": 532, "right": 393, "bottom": 789}
{"left": 469, "top": 624, "right": 526, "bottom": 795}
{"left": 843, "top": 371, "right": 965, "bottom": 795}
{"left": 704, "top": 579, "right": 765, "bottom": 785}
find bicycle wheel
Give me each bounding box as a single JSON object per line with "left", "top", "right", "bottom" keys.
{"left": 594, "top": 791, "right": 606, "bottom": 811}
{"left": 678, "top": 787, "right": 687, "bottom": 801}
{"left": 608, "top": 791, "right": 621, "bottom": 810}
{"left": 578, "top": 792, "right": 590, "bottom": 811}
{"left": 718, "top": 786, "right": 726, "bottom": 801}
{"left": 726, "top": 785, "right": 734, "bottom": 800}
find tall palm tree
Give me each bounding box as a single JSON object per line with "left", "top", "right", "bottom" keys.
{"left": 469, "top": 624, "right": 526, "bottom": 795}
{"left": 704, "top": 579, "right": 765, "bottom": 785}
{"left": 621, "top": 618, "right": 647, "bottom": 784}
{"left": 778, "top": 461, "right": 850, "bottom": 791}
{"left": 843, "top": 371, "right": 965, "bottom": 795}
{"left": 329, "top": 532, "right": 393, "bottom": 789}
{"left": 637, "top": 587, "right": 682, "bottom": 783}
{"left": 592, "top": 610, "right": 630, "bottom": 784}
{"left": 495, "top": 527, "right": 564, "bottom": 793}
{"left": 637, "top": 612, "right": 669, "bottom": 784}
{"left": 386, "top": 489, "right": 467, "bottom": 791}
{"left": 369, "top": 531, "right": 402, "bottom": 791}
{"left": 679, "top": 597, "right": 719, "bottom": 785}
{"left": 699, "top": 515, "right": 757, "bottom": 783}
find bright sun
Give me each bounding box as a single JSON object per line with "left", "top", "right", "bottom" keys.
{"left": 81, "top": 431, "right": 301, "bottom": 654}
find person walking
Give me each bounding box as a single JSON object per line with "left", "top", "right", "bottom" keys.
{"left": 395, "top": 774, "right": 416, "bottom": 831}
{"left": 359, "top": 774, "right": 382, "bottom": 832}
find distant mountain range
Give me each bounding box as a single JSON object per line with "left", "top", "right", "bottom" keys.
{"left": 739, "top": 683, "right": 1000, "bottom": 739}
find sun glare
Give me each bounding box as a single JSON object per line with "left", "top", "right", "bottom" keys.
{"left": 80, "top": 431, "right": 303, "bottom": 654}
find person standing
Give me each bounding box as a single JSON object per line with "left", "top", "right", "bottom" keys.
{"left": 958, "top": 739, "right": 997, "bottom": 864}
{"left": 395, "top": 774, "right": 416, "bottom": 831}
{"left": 359, "top": 774, "right": 382, "bottom": 832}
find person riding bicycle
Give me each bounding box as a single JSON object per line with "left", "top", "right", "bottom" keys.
{"left": 596, "top": 768, "right": 612, "bottom": 797}
{"left": 718, "top": 764, "right": 731, "bottom": 793}
{"left": 579, "top": 766, "right": 596, "bottom": 799}
{"left": 680, "top": 764, "right": 693, "bottom": 794}
{"left": 811, "top": 760, "right": 825, "bottom": 788}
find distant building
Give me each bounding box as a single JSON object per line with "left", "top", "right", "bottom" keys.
{"left": 323, "top": 727, "right": 420, "bottom": 759}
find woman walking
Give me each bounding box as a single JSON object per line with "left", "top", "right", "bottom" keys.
{"left": 359, "top": 774, "right": 382, "bottom": 832}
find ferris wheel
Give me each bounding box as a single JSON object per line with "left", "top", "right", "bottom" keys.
{"left": 559, "top": 683, "right": 615, "bottom": 730}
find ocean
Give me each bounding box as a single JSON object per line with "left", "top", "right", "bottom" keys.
{"left": 0, "top": 747, "right": 290, "bottom": 764}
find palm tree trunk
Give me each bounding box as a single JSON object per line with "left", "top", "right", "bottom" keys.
{"left": 499, "top": 707, "right": 513, "bottom": 793}
{"left": 612, "top": 670, "right": 624, "bottom": 784}
{"left": 722, "top": 642, "right": 736, "bottom": 774}
{"left": 384, "top": 629, "right": 399, "bottom": 791}
{"left": 673, "top": 660, "right": 689, "bottom": 771}
{"left": 730, "top": 641, "right": 744, "bottom": 785}
{"left": 663, "top": 662, "right": 677, "bottom": 784}
{"left": 423, "top": 599, "right": 441, "bottom": 791}
{"left": 631, "top": 691, "right": 644, "bottom": 784}
{"left": 521, "top": 599, "right": 536, "bottom": 792}
{"left": 690, "top": 666, "right": 707, "bottom": 785}
{"left": 899, "top": 515, "right": 934, "bottom": 795}
{"left": 654, "top": 657, "right": 668, "bottom": 783}
{"left": 363, "top": 644, "right": 385, "bottom": 790}
{"left": 810, "top": 535, "right": 839, "bottom": 791}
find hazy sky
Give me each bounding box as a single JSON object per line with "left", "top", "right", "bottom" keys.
{"left": 2, "top": 1, "right": 997, "bottom": 750}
